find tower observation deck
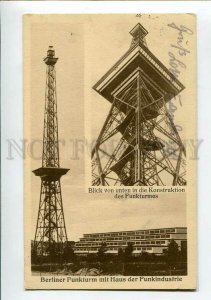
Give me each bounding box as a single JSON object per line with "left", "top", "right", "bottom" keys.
{"left": 92, "top": 23, "right": 186, "bottom": 186}
{"left": 33, "top": 46, "right": 69, "bottom": 257}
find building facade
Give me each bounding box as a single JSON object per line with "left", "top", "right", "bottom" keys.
{"left": 74, "top": 227, "right": 187, "bottom": 255}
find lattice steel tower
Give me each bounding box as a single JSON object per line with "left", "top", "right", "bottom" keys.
{"left": 33, "top": 46, "right": 69, "bottom": 256}
{"left": 92, "top": 23, "right": 186, "bottom": 186}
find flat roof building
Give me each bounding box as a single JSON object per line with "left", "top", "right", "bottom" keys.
{"left": 74, "top": 227, "right": 187, "bottom": 256}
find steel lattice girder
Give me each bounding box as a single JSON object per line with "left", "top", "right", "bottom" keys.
{"left": 33, "top": 47, "right": 69, "bottom": 257}
{"left": 34, "top": 180, "right": 67, "bottom": 256}
{"left": 92, "top": 73, "right": 186, "bottom": 186}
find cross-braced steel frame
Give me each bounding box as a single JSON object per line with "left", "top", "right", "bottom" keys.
{"left": 42, "top": 59, "right": 59, "bottom": 168}
{"left": 33, "top": 47, "right": 69, "bottom": 257}
{"left": 92, "top": 70, "right": 186, "bottom": 186}
{"left": 34, "top": 180, "right": 68, "bottom": 256}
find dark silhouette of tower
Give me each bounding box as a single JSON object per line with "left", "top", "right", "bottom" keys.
{"left": 33, "top": 46, "right": 69, "bottom": 257}
{"left": 92, "top": 23, "right": 186, "bottom": 186}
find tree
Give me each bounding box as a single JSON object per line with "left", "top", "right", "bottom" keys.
{"left": 97, "top": 242, "right": 107, "bottom": 262}
{"left": 118, "top": 248, "right": 124, "bottom": 261}
{"left": 124, "top": 242, "right": 134, "bottom": 261}
{"left": 165, "top": 239, "right": 179, "bottom": 274}
{"left": 180, "top": 241, "right": 187, "bottom": 261}
{"left": 48, "top": 240, "right": 57, "bottom": 264}
{"left": 117, "top": 247, "right": 126, "bottom": 275}
{"left": 62, "top": 242, "right": 76, "bottom": 263}
{"left": 139, "top": 251, "right": 150, "bottom": 262}
{"left": 31, "top": 245, "right": 38, "bottom": 264}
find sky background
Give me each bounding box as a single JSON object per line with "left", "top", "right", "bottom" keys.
{"left": 26, "top": 14, "right": 194, "bottom": 241}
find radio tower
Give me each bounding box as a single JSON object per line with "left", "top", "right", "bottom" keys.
{"left": 92, "top": 23, "right": 186, "bottom": 186}
{"left": 33, "top": 46, "right": 69, "bottom": 257}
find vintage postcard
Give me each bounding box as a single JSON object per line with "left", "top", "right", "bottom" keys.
{"left": 24, "top": 14, "right": 196, "bottom": 289}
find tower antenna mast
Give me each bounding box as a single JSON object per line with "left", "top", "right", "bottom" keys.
{"left": 33, "top": 46, "right": 69, "bottom": 257}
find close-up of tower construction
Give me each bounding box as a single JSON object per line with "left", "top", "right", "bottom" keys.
{"left": 92, "top": 23, "right": 186, "bottom": 186}
{"left": 33, "top": 47, "right": 69, "bottom": 257}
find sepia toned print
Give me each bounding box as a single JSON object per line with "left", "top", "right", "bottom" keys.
{"left": 24, "top": 14, "right": 196, "bottom": 290}
{"left": 92, "top": 22, "right": 186, "bottom": 187}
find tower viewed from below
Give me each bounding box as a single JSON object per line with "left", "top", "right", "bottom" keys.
{"left": 92, "top": 23, "right": 186, "bottom": 186}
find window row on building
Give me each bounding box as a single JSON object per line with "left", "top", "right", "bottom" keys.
{"left": 83, "top": 227, "right": 186, "bottom": 238}
{"left": 76, "top": 240, "right": 169, "bottom": 247}
{"left": 79, "top": 234, "right": 175, "bottom": 242}
{"left": 75, "top": 247, "right": 154, "bottom": 252}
